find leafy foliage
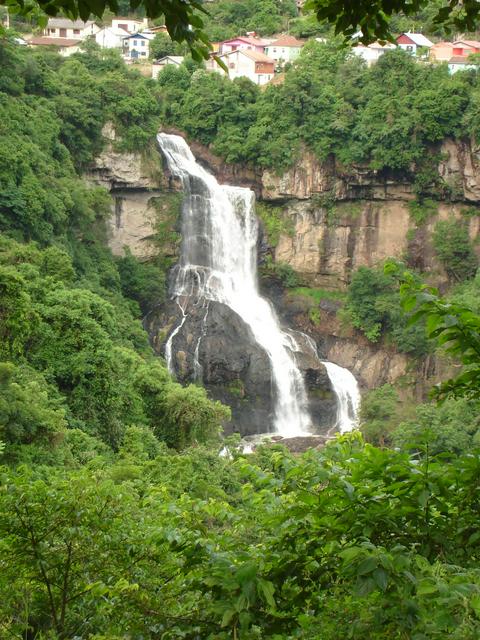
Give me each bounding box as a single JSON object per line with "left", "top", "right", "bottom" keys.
{"left": 433, "top": 219, "right": 478, "bottom": 282}
{"left": 2, "top": 437, "right": 480, "bottom": 638}
{"left": 157, "top": 41, "right": 480, "bottom": 181}
{"left": 344, "top": 264, "right": 429, "bottom": 354}
{"left": 392, "top": 263, "right": 480, "bottom": 402}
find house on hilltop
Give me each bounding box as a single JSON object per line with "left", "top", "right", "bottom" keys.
{"left": 27, "top": 36, "right": 82, "bottom": 56}
{"left": 123, "top": 31, "right": 155, "bottom": 59}
{"left": 219, "top": 35, "right": 270, "bottom": 55}
{"left": 264, "top": 34, "right": 304, "bottom": 66}
{"left": 43, "top": 18, "right": 99, "bottom": 40}
{"left": 448, "top": 55, "right": 479, "bottom": 73}
{"left": 211, "top": 49, "right": 275, "bottom": 85}
{"left": 352, "top": 41, "right": 396, "bottom": 66}
{"left": 452, "top": 40, "right": 480, "bottom": 56}
{"left": 152, "top": 55, "right": 184, "bottom": 79}
{"left": 111, "top": 17, "right": 148, "bottom": 33}
{"left": 95, "top": 26, "right": 130, "bottom": 49}
{"left": 396, "top": 32, "right": 433, "bottom": 55}
{"left": 430, "top": 41, "right": 455, "bottom": 62}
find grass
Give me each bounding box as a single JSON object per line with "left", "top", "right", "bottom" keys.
{"left": 292, "top": 287, "right": 347, "bottom": 303}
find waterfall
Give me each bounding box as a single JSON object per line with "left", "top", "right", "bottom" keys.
{"left": 158, "top": 132, "right": 361, "bottom": 438}
{"left": 158, "top": 132, "right": 311, "bottom": 437}
{"left": 322, "top": 361, "right": 361, "bottom": 433}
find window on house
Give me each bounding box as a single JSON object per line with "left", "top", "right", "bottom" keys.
{"left": 133, "top": 40, "right": 137, "bottom": 46}
{"left": 406, "top": 45, "right": 413, "bottom": 51}
{"left": 273, "top": 48, "right": 276, "bottom": 53}
{"left": 229, "top": 62, "right": 235, "bottom": 68}
{"left": 49, "top": 28, "right": 56, "bottom": 33}
{"left": 141, "top": 40, "right": 145, "bottom": 46}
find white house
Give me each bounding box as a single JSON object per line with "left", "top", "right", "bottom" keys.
{"left": 123, "top": 31, "right": 155, "bottom": 59}
{"left": 95, "top": 26, "right": 130, "bottom": 49}
{"left": 28, "top": 36, "right": 82, "bottom": 56}
{"left": 448, "top": 55, "right": 479, "bottom": 74}
{"left": 263, "top": 34, "right": 304, "bottom": 65}
{"left": 352, "top": 41, "right": 396, "bottom": 66}
{"left": 211, "top": 49, "right": 275, "bottom": 85}
{"left": 396, "top": 32, "right": 433, "bottom": 55}
{"left": 43, "top": 18, "right": 99, "bottom": 40}
{"left": 152, "top": 55, "right": 184, "bottom": 79}
{"left": 111, "top": 17, "right": 148, "bottom": 33}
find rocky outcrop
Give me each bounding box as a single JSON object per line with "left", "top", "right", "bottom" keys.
{"left": 261, "top": 139, "right": 480, "bottom": 204}
{"left": 145, "top": 295, "right": 337, "bottom": 436}
{"left": 86, "top": 125, "right": 178, "bottom": 260}
{"left": 439, "top": 138, "right": 480, "bottom": 202}
{"left": 273, "top": 199, "right": 480, "bottom": 289}
{"left": 87, "top": 130, "right": 480, "bottom": 398}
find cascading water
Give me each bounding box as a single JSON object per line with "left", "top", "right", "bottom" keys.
{"left": 158, "top": 132, "right": 361, "bottom": 438}
{"left": 158, "top": 132, "right": 311, "bottom": 437}
{"left": 322, "top": 361, "right": 361, "bottom": 433}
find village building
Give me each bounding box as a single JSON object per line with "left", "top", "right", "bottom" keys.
{"left": 264, "top": 34, "right": 304, "bottom": 66}
{"left": 111, "top": 17, "right": 148, "bottom": 33}
{"left": 352, "top": 41, "right": 396, "bottom": 66}
{"left": 211, "top": 49, "right": 275, "bottom": 85}
{"left": 396, "top": 32, "right": 433, "bottom": 55}
{"left": 448, "top": 55, "right": 479, "bottom": 73}
{"left": 27, "top": 36, "right": 82, "bottom": 56}
{"left": 452, "top": 39, "right": 480, "bottom": 56}
{"left": 123, "top": 31, "right": 155, "bottom": 59}
{"left": 218, "top": 35, "right": 270, "bottom": 55}
{"left": 430, "top": 41, "right": 455, "bottom": 62}
{"left": 95, "top": 26, "right": 130, "bottom": 49}
{"left": 43, "top": 18, "right": 99, "bottom": 40}
{"left": 152, "top": 55, "right": 184, "bottom": 79}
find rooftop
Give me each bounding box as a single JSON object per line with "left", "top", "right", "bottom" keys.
{"left": 398, "top": 32, "right": 433, "bottom": 47}
{"left": 46, "top": 18, "right": 95, "bottom": 29}
{"left": 268, "top": 34, "right": 304, "bottom": 47}
{"left": 453, "top": 39, "right": 480, "bottom": 48}
{"left": 153, "top": 55, "right": 184, "bottom": 64}
{"left": 449, "top": 55, "right": 477, "bottom": 64}
{"left": 29, "top": 36, "right": 82, "bottom": 46}
{"left": 239, "top": 49, "right": 275, "bottom": 62}
{"left": 125, "top": 32, "right": 155, "bottom": 40}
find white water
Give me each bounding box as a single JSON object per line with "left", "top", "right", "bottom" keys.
{"left": 158, "top": 132, "right": 361, "bottom": 438}
{"left": 158, "top": 132, "right": 311, "bottom": 436}
{"left": 296, "top": 331, "right": 361, "bottom": 434}
{"left": 322, "top": 361, "right": 361, "bottom": 433}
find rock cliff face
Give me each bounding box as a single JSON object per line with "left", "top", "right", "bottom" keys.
{"left": 88, "top": 131, "right": 479, "bottom": 394}
{"left": 253, "top": 139, "right": 479, "bottom": 390}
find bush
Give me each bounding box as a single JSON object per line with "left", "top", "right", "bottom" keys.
{"left": 433, "top": 219, "right": 477, "bottom": 282}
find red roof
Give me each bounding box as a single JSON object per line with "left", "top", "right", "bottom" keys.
{"left": 28, "top": 36, "right": 81, "bottom": 46}
{"left": 268, "top": 34, "right": 304, "bottom": 47}
{"left": 221, "top": 36, "right": 267, "bottom": 47}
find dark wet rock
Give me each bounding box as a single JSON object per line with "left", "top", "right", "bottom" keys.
{"left": 145, "top": 297, "right": 275, "bottom": 436}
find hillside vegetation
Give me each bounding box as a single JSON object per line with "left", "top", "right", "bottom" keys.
{"left": 1, "top": 35, "right": 480, "bottom": 640}
{"left": 158, "top": 40, "right": 480, "bottom": 195}
{"left": 0, "top": 39, "right": 228, "bottom": 462}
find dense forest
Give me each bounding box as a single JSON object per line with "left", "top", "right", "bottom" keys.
{"left": 1, "top": 26, "right": 480, "bottom": 640}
